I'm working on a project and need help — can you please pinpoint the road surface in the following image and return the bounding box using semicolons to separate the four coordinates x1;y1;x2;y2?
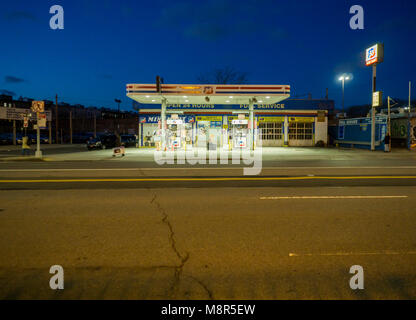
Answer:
1;151;416;299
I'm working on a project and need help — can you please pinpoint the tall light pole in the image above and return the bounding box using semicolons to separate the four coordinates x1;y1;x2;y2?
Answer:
339;75;350;114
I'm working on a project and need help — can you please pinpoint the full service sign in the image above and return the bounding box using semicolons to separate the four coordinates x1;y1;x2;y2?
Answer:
137;99;335;112
366;44;384;66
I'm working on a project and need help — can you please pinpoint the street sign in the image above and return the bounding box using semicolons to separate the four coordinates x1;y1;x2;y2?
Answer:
23;116;29;128
38;113;47;129
31;101;45;113
0;107;51;121
232;119;248;125
372;91;383;107
167;119;183;125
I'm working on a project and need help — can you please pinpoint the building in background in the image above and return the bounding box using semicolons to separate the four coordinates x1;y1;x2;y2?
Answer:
0;94;138;144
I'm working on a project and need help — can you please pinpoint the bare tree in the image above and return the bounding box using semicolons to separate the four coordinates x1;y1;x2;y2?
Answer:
197;66;248;84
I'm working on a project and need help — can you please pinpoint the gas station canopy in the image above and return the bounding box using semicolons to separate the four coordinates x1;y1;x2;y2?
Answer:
126;84;290;105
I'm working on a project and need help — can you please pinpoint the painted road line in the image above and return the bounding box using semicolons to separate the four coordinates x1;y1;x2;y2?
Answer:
260;195;408;200
289;251;416;257
1;176;416;183
2;166;416;172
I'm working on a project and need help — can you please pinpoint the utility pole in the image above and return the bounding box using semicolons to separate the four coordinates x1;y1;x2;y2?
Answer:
387;96;391;152
12;120;16;145
115;99;121;134
12;102;16;145
55;94;59;144
409;81;412;110
49;119;52;144
94;113;97;138
69;110;73;144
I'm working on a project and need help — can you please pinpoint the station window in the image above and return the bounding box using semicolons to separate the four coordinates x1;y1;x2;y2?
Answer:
258;122;283;140
289;122;313;140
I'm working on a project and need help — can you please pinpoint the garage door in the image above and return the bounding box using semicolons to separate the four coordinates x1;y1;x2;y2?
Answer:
258;122;283;147
288;122;314;147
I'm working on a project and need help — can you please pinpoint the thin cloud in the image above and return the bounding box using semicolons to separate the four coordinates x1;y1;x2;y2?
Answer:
3;11;36;21
98;74;113;80
0;89;16;96
5;76;25;84
156;0;287;41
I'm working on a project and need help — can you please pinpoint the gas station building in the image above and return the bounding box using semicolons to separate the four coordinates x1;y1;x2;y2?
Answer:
126;84;334;149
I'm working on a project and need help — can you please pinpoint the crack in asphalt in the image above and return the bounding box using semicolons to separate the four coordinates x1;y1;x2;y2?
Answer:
150;193;214;299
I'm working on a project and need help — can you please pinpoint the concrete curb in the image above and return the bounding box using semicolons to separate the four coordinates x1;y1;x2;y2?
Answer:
0;157;54;162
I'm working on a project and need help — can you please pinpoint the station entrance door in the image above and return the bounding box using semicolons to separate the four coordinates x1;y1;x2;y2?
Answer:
196;117;223;149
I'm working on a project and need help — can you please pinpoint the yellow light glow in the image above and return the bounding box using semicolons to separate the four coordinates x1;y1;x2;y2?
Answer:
181;86;201;90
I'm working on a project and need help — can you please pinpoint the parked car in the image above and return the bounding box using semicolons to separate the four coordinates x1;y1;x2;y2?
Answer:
86;137;103;150
121;135;137;147
0;133;13;145
24;134;50;144
16;134;26;145
101;134;118;149
73;133;94;144
86;134;119;150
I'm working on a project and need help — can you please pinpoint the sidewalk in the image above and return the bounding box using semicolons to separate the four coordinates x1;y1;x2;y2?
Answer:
0;144;86;160
1;146;415;162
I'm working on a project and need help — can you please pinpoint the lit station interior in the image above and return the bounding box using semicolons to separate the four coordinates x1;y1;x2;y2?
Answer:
127;83;332;150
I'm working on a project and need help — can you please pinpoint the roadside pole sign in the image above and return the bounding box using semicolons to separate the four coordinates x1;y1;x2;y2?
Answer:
38;113;47;129
23;116;29;128
31;101;45;113
372;91;383;107
365;44;384;66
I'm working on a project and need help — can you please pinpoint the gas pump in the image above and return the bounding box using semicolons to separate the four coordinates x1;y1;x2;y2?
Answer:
167;118;184;150
231;119;249;149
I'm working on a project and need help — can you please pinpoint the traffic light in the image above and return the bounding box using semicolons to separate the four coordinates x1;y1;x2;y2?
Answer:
156;76;164;93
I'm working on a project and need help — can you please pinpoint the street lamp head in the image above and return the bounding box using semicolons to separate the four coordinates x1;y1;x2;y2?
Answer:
345;77;350;80
339;76;344;81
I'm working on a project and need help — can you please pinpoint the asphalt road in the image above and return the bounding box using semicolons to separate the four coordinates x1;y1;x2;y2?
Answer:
0;185;415;299
1;159;416;299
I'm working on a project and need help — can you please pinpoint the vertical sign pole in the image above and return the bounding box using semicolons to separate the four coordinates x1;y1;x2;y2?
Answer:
342;78;345;114
35;111;42;158
371;65;376;151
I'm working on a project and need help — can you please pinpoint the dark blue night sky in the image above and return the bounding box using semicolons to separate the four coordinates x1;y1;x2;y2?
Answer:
1;0;415;110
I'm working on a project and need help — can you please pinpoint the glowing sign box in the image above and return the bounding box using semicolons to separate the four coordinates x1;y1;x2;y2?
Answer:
372;91;383;107
366;44;384;66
